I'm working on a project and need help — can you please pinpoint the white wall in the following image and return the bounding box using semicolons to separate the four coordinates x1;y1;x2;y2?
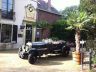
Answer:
0;0;1;9
14;0;37;48
15;0;37;27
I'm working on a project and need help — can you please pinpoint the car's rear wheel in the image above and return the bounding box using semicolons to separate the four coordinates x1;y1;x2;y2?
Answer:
63;51;69;57
62;48;69;57
28;54;37;64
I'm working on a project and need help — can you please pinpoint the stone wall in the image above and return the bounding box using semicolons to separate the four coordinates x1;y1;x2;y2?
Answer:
0;43;13;50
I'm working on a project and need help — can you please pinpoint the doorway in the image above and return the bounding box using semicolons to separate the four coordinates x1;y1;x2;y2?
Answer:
25;24;32;43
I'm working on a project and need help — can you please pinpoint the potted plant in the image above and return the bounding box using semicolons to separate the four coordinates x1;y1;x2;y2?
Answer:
66;9;90;64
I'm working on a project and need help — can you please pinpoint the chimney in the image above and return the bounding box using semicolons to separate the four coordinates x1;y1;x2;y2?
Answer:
48;0;51;11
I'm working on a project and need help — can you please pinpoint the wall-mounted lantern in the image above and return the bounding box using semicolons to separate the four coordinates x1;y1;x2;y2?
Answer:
20;25;25;29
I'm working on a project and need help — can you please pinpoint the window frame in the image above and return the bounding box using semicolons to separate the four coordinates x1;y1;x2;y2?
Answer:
1;0;14;20
1;24;12;43
0;23;18;43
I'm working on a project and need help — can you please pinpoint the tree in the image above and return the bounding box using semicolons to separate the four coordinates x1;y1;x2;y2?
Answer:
80;0;96;40
66;9;89;53
36;20;49;28
51;19;75;41
60;6;78;19
84;14;96;40
80;0;96;14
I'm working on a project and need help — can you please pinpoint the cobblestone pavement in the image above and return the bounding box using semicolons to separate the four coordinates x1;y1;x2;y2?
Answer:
0;49;89;72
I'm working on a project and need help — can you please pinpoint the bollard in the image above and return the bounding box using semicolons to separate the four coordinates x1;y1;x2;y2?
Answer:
80;43;84;70
89;49;92;70
81;51;83;70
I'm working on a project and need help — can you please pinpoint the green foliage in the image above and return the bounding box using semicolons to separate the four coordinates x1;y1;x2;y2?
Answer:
83;13;96;40
67;10;89;30
61;5;90;30
60;6;92;52
36;20;51;28
92;56;96;64
51;20;75;41
80;0;96;14
61;6;78;19
50;37;59;41
80;0;96;40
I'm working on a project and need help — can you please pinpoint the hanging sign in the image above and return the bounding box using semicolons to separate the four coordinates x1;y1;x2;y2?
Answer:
24;4;36;22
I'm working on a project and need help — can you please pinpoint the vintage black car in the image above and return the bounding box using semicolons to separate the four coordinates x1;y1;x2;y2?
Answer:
18;41;70;64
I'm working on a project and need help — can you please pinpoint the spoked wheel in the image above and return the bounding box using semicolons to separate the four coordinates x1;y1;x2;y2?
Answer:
62;48;69;57
18;47;23;58
62;51;67;57
28;54;37;64
18;51;26;59
18;45;27;59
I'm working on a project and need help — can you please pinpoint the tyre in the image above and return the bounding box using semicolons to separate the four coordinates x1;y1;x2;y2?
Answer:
62;48;69;57
62;51;67;57
65;51;69;56
18;51;26;59
28;54;37;64
18;46;27;59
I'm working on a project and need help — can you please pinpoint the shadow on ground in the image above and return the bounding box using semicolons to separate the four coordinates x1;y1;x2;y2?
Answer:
0;49;72;66
33;55;72;66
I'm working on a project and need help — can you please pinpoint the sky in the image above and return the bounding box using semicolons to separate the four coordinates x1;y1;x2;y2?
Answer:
44;0;80;11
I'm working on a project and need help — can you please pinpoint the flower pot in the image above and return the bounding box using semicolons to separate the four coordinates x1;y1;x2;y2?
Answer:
72;51;84;65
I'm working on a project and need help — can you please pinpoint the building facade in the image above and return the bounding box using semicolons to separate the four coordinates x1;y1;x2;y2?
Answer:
0;0;60;50
37;0;61;39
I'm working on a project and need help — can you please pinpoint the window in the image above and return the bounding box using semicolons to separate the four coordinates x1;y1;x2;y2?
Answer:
12;25;17;43
1;0;13;19
0;24;18;43
1;24;12;43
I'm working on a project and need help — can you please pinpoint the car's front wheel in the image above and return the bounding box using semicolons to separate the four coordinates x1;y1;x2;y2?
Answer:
18;46;28;59
28;54;37;64
18;50;27;59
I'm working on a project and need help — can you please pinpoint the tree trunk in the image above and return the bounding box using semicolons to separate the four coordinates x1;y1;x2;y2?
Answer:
75;28;80;53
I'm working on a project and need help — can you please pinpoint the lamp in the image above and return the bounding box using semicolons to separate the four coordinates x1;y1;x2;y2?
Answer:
20;25;25;29
80;40;85;48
